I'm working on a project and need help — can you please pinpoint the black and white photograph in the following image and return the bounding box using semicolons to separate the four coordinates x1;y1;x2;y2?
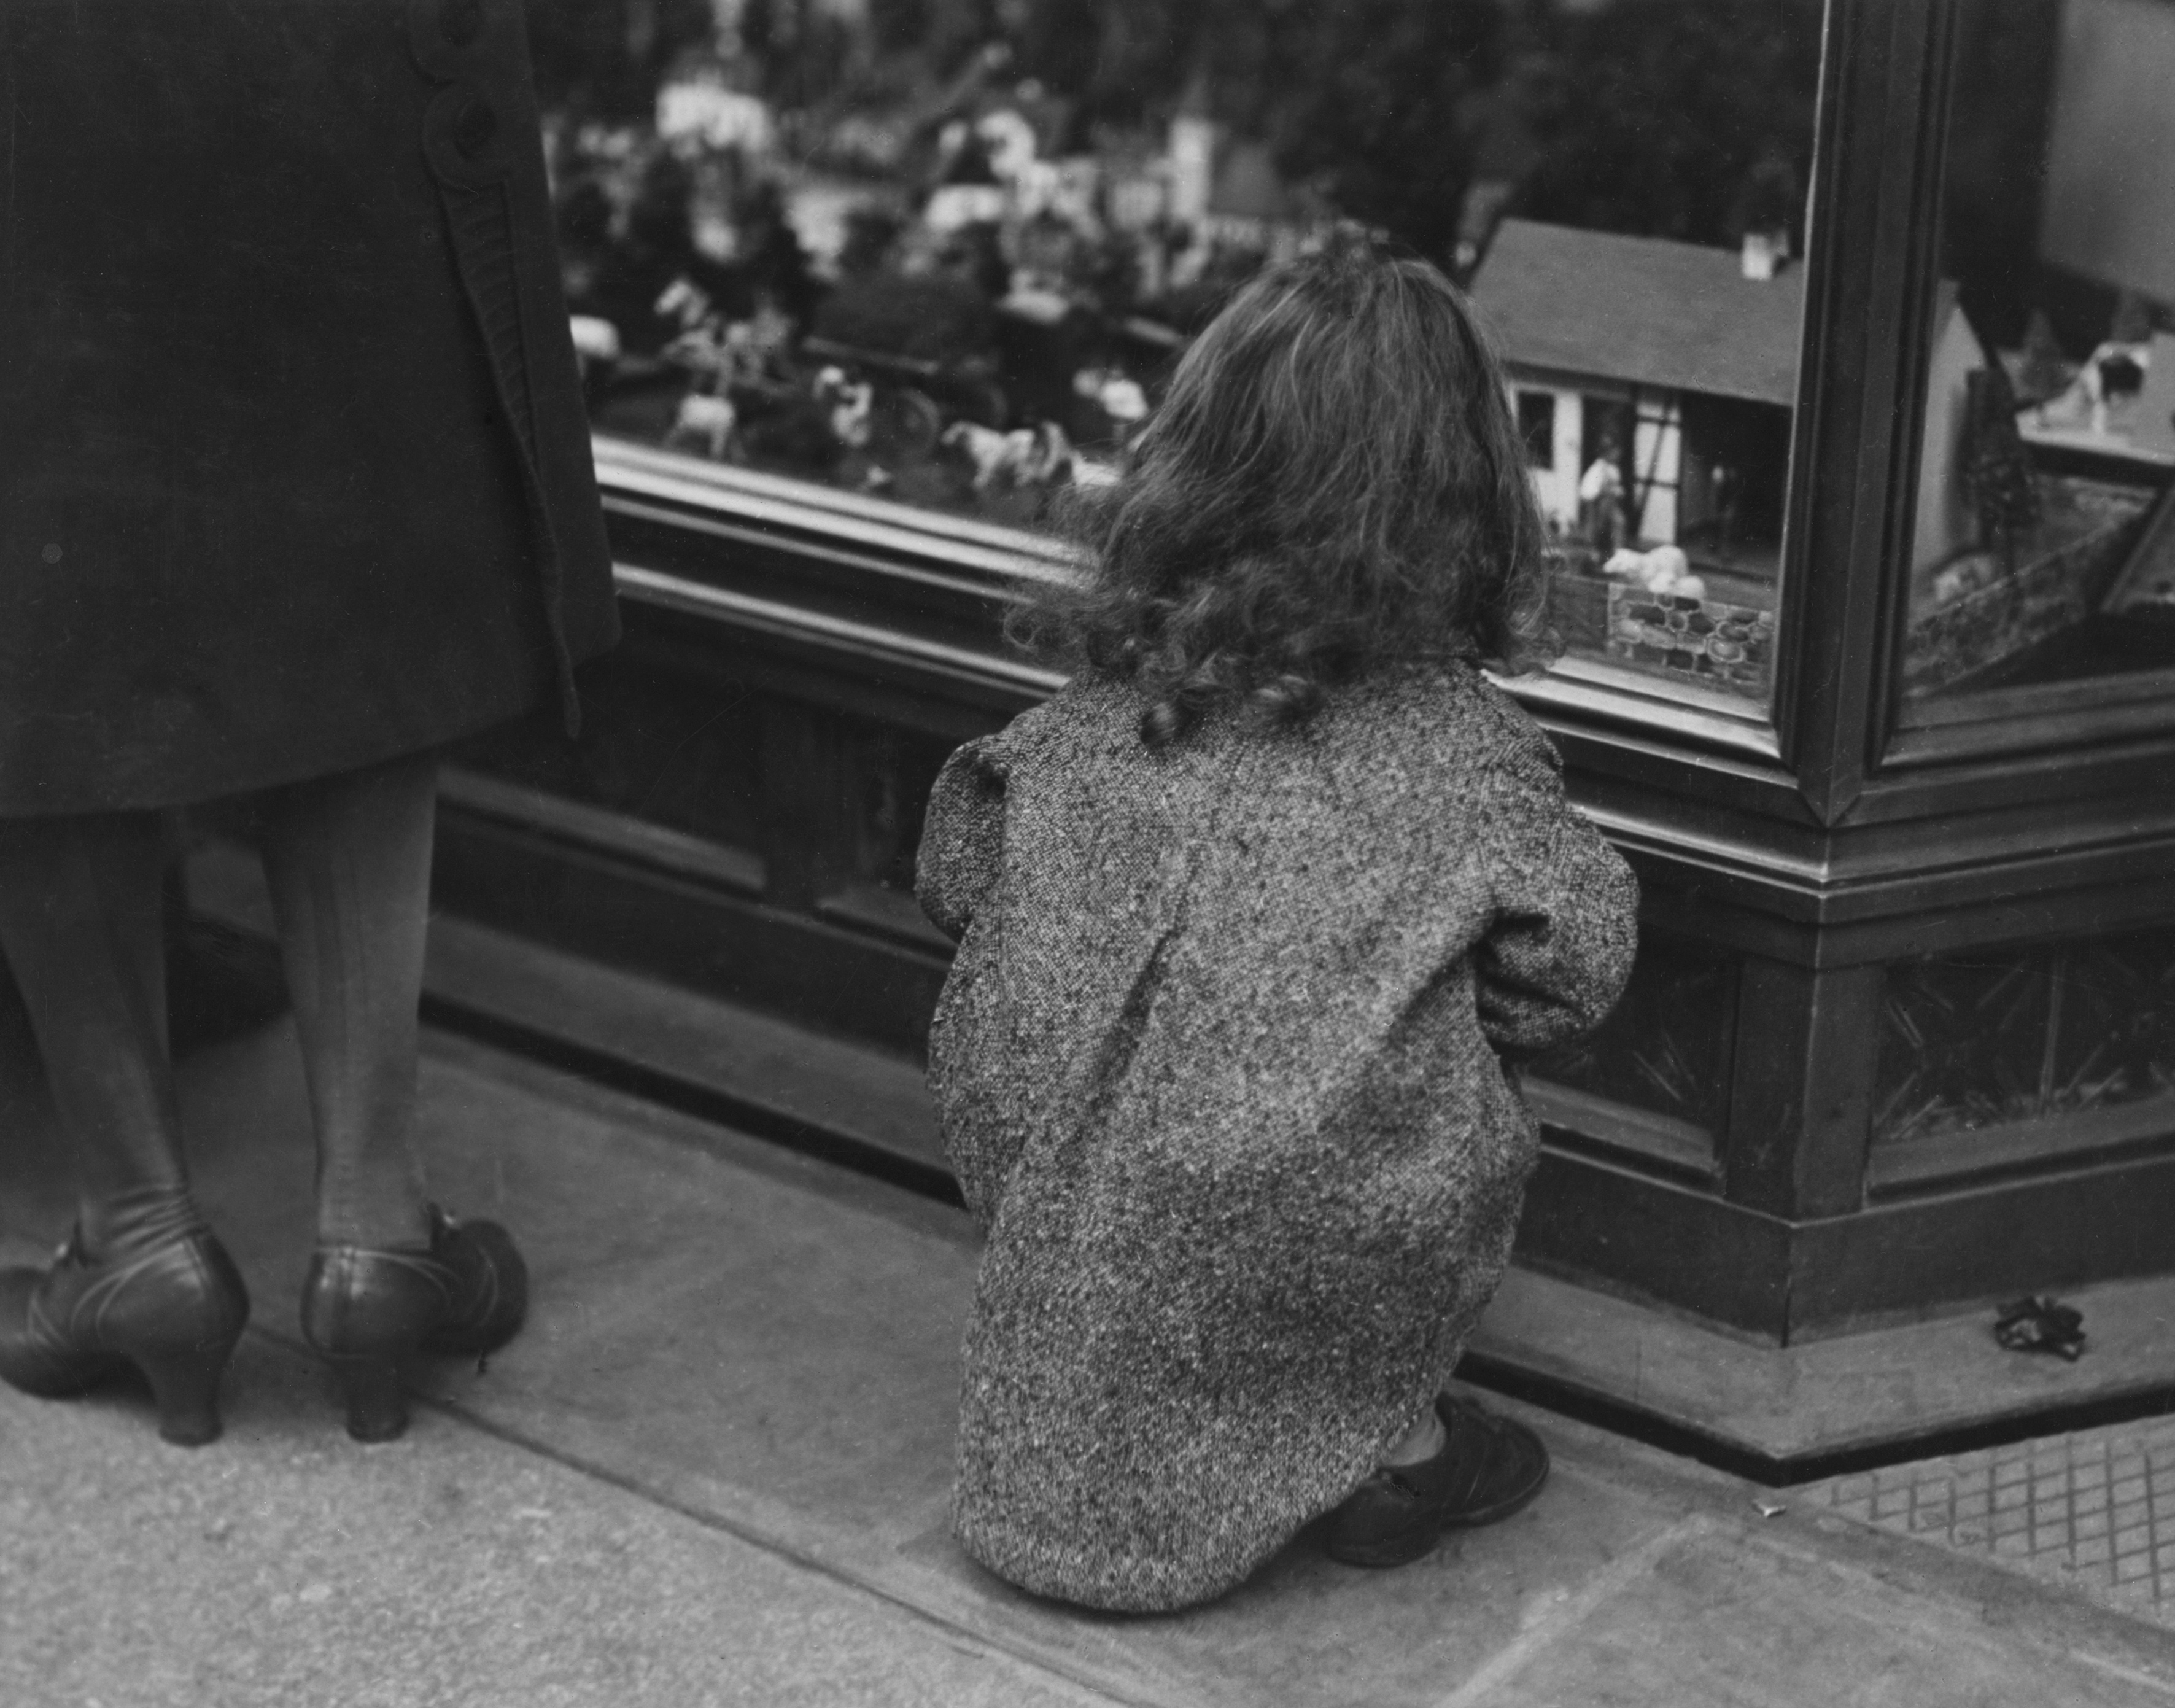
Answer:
2;0;2174;1701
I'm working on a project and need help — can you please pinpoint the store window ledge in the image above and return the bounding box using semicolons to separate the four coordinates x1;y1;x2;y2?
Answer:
1465;1264;2175;1479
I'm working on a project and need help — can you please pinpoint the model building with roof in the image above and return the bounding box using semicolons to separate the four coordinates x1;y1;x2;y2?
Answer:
1471;219;1804;572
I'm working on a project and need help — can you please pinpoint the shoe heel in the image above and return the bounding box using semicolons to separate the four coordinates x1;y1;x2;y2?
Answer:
137;1340;236;1448
331;1355;409;1443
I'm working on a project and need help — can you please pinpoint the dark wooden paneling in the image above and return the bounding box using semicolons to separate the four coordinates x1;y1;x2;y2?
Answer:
1790;1150;2175;1333
1514;1150;1794;1340
1724;960;1884;1218
1772;0;1952;818
433;809;949;1057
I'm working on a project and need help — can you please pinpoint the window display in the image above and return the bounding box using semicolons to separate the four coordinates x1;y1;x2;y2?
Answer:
1903;0;2175;705
535;0;1821;705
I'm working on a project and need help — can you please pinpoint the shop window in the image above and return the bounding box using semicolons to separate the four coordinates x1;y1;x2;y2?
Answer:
539;0;1821;708
1901;0;2175;710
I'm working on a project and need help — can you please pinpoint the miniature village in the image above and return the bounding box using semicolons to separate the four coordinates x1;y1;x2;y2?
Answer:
539;0;1817;704
546;31;1338;529
525;0;2175;702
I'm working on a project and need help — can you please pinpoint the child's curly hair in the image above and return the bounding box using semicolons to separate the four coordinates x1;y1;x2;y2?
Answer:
1018;235;1553;747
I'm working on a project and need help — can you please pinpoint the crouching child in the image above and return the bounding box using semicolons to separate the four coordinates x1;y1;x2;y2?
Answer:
915;238;1638;1613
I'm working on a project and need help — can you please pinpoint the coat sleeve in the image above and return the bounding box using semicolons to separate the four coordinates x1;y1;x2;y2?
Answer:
1470;724;1640;1061
915;734;1008;942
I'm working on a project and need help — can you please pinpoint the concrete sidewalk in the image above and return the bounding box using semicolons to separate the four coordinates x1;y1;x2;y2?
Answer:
2;1020;2173;1707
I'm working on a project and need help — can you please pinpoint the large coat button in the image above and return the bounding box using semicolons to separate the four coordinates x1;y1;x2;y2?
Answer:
422;82;511;187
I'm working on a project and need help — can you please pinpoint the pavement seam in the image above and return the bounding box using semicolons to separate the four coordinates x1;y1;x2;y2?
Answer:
2072;1648;2175;1700
240;1322;1184;1708
1430;1516;1711;1708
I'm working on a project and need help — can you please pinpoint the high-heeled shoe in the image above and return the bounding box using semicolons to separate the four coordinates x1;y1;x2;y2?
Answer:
0;1225;251;1446
300;1205;527;1443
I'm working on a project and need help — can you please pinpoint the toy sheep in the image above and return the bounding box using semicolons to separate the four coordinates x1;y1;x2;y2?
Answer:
1603;544;1705;602
668;392;738;460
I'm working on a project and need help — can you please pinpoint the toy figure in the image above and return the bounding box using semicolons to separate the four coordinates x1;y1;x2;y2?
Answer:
942;420;1072;493
815;367;878;450
1578;445;1628;553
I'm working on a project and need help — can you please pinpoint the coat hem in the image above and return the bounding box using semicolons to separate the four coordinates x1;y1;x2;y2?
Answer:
0;647;609;820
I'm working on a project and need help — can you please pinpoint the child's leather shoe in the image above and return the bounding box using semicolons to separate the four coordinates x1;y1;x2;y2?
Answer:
1324;1394;1549;1567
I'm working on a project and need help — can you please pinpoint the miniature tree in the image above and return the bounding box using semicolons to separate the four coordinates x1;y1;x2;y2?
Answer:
2013;311;2069;408
1959;360;2041;553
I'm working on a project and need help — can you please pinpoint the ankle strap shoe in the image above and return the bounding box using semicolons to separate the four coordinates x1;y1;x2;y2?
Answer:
301;1205;527;1442
0;1225;250;1446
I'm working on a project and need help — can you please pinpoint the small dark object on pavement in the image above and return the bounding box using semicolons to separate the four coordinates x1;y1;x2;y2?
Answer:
1994;1296;2086;1361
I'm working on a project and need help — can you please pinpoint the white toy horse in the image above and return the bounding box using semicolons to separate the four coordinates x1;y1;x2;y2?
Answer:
668;392;738;460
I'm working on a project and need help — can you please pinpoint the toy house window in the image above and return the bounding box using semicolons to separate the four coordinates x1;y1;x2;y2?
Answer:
1895;0;2175;728
1518;391;1557;468
535;1;1823;719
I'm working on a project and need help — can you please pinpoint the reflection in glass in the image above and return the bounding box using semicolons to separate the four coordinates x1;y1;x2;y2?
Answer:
1904;0;2175;702
535;0;1821;701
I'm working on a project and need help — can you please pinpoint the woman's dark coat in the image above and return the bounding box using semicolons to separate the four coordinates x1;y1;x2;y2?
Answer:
0;0;617;815
917;665;1638;1612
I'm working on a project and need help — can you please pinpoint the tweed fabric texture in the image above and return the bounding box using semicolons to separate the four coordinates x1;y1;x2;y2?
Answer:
917;662;1638;1611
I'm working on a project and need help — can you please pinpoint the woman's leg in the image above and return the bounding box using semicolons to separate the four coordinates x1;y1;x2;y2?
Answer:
0;812;249;1443
258;751;436;1252
265;750;528;1442
0;811;200;1252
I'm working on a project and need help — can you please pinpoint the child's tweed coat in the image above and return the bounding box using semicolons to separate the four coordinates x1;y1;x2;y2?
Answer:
916;662;1638;1612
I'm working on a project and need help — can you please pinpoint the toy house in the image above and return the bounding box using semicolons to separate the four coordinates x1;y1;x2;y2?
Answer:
1471;219;1805;696
1472;219;1804;564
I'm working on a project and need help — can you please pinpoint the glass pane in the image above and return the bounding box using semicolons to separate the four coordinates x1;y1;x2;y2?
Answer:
537;0;1821;706
1873;925;2175;1149
1902;0;2175;705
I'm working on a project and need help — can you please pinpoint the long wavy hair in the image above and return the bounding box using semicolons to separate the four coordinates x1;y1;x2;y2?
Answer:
1019;236;1552;747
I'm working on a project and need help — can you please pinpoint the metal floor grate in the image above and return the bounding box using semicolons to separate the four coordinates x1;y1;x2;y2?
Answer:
1804;1416;2175;1625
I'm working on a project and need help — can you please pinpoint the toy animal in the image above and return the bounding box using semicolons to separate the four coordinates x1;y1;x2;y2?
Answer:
668;392;739;460
1602;544;1705;602
943;420;1072;491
